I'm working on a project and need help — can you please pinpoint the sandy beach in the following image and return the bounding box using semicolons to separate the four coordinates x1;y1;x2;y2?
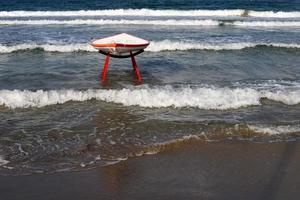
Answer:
1;140;299;200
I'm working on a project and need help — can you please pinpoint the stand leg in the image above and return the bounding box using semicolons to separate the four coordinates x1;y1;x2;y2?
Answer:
130;52;142;83
101;53;110;82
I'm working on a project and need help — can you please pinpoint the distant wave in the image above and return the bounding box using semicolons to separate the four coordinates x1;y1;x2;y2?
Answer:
0;9;300;18
0;43;95;53
0;85;299;109
0;19;299;27
148;41;300;51
231;20;300;27
1;41;299;53
0;19;219;26
0;19;298;27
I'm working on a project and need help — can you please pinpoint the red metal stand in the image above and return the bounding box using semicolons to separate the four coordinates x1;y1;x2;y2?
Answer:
100;51;143;84
101;53;110;82
130;51;142;83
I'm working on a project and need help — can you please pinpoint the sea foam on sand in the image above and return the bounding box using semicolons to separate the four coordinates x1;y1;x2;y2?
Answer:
0;155;9;166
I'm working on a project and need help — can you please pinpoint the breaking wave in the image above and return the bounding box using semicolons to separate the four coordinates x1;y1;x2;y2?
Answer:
0;9;300;18
0;155;9;167
0;85;299;109
231;20;300;27
248;125;300;135
0;19;299;27
1;41;300;54
0;19;218;26
147;41;300;51
0;43;95;53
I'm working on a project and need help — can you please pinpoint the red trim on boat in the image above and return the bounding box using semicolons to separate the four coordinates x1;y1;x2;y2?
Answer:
91;42;149;48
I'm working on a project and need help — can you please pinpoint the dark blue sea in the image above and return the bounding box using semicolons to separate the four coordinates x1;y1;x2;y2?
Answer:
0;0;299;178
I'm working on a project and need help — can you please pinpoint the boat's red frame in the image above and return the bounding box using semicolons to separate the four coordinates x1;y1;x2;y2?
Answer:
100;51;142;84
92;42;149;49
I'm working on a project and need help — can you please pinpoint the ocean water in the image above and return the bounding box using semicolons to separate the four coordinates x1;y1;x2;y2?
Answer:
0;0;299;175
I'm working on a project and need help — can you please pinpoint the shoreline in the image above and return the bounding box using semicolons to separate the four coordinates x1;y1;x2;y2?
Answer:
1;140;299;200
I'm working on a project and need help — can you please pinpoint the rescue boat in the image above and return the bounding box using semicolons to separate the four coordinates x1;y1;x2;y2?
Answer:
91;33;150;83
91;33;150;57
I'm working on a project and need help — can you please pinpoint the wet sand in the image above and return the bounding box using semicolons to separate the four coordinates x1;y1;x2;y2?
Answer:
1;140;300;200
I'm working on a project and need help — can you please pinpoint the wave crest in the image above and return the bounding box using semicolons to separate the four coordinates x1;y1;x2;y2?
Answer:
0;86;299;109
0;43;95;53
1;41;299;54
148;40;300;51
0;155;9;167
0;19;299;27
0;9;299;18
248;125;300;135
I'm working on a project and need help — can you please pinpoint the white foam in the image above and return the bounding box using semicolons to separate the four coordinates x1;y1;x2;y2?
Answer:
0;86;299;109
248;125;300;135
248;11;300;18
231;20;300;27
0;19;219;26
0;43;96;53
0;155;9;166
0;9;299;18
148;41;258;51
269;43;300;49
1;41;299;54
1;19;299;27
0;9;243;17
148;41;300;51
